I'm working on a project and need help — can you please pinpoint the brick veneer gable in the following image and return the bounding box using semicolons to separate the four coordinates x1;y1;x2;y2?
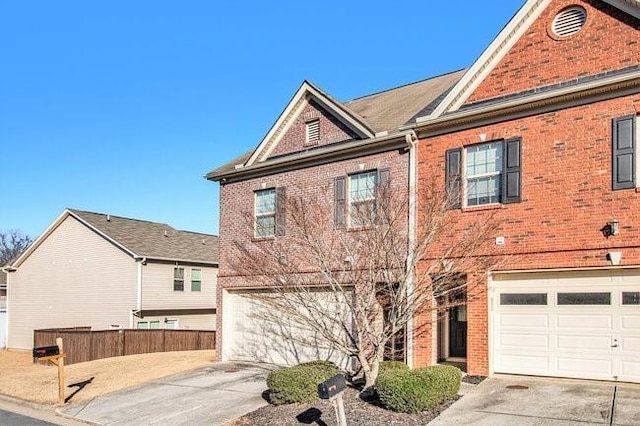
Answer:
267;99;361;160
465;0;640;105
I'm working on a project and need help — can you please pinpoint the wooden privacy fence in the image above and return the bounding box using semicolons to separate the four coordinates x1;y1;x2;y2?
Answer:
34;328;216;365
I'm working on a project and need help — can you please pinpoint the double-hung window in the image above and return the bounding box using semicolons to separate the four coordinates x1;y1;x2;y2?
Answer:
446;138;522;208
173;267;184;291
349;171;378;226
255;188;276;237
465;142;503;206
334;169;389;228
191;269;202;292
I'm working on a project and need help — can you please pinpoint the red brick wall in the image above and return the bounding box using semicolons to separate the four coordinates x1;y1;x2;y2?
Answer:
417;93;640;374
466;0;640;105
216;149;409;357
267;99;360;159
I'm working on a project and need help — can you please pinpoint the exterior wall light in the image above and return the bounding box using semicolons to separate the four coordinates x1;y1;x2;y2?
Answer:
602;219;620;237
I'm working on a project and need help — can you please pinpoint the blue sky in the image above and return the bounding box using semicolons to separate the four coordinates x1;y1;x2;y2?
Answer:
0;0;524;238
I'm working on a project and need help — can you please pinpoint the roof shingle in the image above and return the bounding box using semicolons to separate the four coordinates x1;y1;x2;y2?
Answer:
69;209;218;264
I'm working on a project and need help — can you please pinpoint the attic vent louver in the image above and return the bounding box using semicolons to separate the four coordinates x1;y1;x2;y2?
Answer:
552;6;587;37
305;119;320;145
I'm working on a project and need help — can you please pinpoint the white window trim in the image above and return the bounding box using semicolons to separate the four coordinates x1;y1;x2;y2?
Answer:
348;171;378;227
254;188;276;238
191;269;202;292
462;141;504;208
173;267;185;292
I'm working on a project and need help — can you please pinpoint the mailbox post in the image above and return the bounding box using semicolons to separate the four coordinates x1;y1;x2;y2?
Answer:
318;374;347;426
33;337;66;404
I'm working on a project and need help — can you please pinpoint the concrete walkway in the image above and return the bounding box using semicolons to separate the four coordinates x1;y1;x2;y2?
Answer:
59;362;273;426
430;375;640;425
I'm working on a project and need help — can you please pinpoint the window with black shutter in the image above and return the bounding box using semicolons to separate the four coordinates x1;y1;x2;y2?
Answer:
446;138;522;208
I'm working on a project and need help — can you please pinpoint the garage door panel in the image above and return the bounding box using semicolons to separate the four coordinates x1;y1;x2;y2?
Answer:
499;313;548;328
557;314;612;330
556;356;613;376
621;315;640;330
556;334;612;351
225;290;350;368
492;272;640;383
499;354;549;372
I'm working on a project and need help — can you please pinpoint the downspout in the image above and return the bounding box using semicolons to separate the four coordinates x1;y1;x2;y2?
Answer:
132;257;146;328
404;131;418;368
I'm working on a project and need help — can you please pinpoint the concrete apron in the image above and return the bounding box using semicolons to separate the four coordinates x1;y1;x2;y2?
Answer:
58;362;273;426
430;375;640;426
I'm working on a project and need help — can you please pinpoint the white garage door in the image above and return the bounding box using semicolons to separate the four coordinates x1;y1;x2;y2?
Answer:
491;271;640;383
223;289;349;367
0;311;6;348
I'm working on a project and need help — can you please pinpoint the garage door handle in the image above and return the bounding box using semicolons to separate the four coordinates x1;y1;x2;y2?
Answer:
610;343;619;348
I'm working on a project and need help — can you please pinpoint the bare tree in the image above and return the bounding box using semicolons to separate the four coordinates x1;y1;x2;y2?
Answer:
230;177;502;393
1;229;33;266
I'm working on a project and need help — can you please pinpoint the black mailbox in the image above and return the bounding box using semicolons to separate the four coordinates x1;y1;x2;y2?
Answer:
33;345;59;359
318;374;347;399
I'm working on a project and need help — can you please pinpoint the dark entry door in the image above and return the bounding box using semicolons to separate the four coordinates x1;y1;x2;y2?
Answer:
449;305;467;358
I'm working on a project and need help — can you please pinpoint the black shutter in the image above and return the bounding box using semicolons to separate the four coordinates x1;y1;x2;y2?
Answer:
378;168;390;188
445;148;462;209
612;115;635;190
334;176;346;228
502;137;522;204
275;187;286;236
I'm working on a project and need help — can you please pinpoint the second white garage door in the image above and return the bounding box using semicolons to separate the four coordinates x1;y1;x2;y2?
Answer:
491;270;640;383
223;289;349;367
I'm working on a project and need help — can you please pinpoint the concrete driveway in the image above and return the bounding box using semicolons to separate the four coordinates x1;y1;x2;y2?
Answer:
59;362;273;426
430;375;640;425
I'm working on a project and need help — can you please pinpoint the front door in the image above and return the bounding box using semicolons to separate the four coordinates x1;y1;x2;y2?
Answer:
449;305;467;358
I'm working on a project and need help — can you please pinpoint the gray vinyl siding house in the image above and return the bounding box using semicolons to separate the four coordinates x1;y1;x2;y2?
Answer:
4;209;218;350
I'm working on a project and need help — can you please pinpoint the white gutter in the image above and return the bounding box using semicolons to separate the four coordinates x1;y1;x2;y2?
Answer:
404;131;418;368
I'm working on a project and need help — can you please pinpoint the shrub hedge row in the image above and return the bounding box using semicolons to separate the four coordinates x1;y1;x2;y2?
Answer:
376;365;462;414
266;360;340;405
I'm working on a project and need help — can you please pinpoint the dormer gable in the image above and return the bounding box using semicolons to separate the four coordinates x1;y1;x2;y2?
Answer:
245;81;375;166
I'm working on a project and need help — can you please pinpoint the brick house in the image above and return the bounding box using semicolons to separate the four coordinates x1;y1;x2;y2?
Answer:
209;0;639;383
405;0;640;381
206;75;463;366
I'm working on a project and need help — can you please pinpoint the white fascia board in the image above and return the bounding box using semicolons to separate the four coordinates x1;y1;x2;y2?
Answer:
9;210;71;268
427;0;551;119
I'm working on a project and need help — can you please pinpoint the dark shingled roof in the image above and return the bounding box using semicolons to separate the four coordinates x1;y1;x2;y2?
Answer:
205;69;466;181
69;209;218;264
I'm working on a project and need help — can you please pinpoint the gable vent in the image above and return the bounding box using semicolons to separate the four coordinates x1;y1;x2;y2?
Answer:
552;6;587;37
306;119;320;144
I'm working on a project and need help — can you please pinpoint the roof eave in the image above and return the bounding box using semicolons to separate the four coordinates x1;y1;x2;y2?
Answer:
403;70;640;134
210;131;412;183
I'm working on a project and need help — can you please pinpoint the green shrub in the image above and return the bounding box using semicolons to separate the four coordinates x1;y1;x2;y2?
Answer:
266;361;340;405
378;360;409;374
376;365;462;414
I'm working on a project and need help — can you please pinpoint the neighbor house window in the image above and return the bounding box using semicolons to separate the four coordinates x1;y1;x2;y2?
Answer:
137;321;161;329
446;138;522;208
191;269;202;292
255;188;276;237
306;119;320;145
173;267;184;291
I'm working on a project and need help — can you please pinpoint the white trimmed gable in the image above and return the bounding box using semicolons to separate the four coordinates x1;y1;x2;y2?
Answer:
421;0;640;121
245;81;375;167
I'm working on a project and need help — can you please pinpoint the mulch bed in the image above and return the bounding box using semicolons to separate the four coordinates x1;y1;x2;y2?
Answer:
229;387;459;426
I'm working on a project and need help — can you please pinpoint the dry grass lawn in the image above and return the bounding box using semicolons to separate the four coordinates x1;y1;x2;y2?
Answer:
0;349;216;405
